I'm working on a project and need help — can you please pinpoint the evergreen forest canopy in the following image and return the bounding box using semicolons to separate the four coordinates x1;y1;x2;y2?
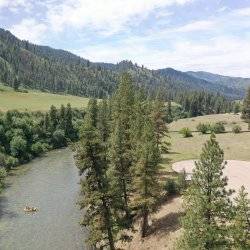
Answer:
0;28;248;103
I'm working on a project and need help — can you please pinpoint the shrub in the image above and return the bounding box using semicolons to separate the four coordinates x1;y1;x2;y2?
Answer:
0;167;7;192
5;156;19;170
10;136;27;158
31;142;49;156
210;122;225;134
165;179;178;195
196;123;210;134
232;125;242;134
180;127;193;138
52;129;67;148
177;170;187;191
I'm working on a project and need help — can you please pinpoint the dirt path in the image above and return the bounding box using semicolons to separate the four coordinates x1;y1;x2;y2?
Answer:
117;196;183;250
172;160;250;197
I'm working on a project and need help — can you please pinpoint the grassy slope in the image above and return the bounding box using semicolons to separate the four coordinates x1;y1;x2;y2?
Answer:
122;113;250;250
0;84;89;111
162;113;250;171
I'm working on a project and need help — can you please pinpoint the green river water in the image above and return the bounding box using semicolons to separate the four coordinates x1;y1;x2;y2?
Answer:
0;148;89;250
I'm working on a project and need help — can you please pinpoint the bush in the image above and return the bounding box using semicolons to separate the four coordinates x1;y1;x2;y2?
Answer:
0;167;7;192
31;142;49;156
196;123;210;134
52;129;67;148
165;179;178;195
210;122;225;134
177;170;187;191
5;156;19;170
10;136;27;158
180;127;193;138
232;125;242;134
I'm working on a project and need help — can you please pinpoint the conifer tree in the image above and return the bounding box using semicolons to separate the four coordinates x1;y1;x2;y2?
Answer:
132;112;161;237
97;99;110;142
59;104;66;130
75;99;116;249
242;87;250;130
49;105;58;131
180;134;232;249
109;73;135;220
231;186;250;249
87;98;98;128
65;103;75;140
151;96;170;153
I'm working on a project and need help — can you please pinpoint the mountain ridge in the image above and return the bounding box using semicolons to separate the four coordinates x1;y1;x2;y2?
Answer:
0;28;248;100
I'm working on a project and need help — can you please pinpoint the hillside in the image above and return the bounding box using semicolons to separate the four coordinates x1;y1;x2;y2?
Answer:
187;71;250;96
156;68;243;99
0;84;89;111
0;28;247;100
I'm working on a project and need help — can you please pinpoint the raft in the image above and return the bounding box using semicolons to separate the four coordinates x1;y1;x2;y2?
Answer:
24;206;38;212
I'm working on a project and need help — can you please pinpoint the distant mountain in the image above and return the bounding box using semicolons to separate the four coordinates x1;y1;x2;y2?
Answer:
0;28;247;100
187;71;250;97
155;68;243;99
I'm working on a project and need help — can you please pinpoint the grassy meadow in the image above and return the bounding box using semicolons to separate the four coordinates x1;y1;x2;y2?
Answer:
0;84;89;111
162;113;250;171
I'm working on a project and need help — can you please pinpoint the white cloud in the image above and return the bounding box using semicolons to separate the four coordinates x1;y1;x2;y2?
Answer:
174;20;216;32
75;34;250;77
10;18;47;43
234;7;250;17
46;0;194;33
0;0;32;12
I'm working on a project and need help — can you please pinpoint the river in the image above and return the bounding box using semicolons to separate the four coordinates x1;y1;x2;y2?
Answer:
0;148;88;250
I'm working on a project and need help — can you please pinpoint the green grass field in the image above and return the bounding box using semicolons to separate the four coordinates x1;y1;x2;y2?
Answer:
0;84;89;111
162;113;250;171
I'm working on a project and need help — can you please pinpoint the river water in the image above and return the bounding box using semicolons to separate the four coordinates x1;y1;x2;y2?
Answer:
0;148;88;250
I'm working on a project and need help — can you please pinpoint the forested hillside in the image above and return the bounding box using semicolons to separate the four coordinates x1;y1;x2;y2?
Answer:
187;71;250;96
0;28;245;101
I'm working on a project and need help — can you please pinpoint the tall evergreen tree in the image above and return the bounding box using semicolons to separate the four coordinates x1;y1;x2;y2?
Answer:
65;103;75;140
242;87;250;130
151;96;170;153
231;186;250;249
97;99;110;142
132;112;161;237
49;105;58;132
109;73;135;220
75;99;116;249
59;104;66;130
180;134;232;249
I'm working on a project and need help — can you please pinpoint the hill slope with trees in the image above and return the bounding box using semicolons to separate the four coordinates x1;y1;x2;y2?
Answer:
0;28;247;101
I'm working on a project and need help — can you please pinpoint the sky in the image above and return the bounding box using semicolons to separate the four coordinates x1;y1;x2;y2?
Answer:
1;0;250;77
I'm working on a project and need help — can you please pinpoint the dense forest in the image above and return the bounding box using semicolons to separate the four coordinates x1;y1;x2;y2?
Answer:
0;105;84;170
0;28;245;101
74;73;168;248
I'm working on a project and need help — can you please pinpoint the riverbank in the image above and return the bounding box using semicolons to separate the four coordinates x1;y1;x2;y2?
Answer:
0;148;88;250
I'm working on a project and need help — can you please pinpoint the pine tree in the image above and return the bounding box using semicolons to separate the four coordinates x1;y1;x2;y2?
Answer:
59;104;66;130
242;87;250;130
87;98;98;128
166;99;173;123
97;99;110;142
75;99;116;249
49;105;58;132
65;103;75;140
231;186;250;249
132;113;161;237
151;96;170;153
180;134;232;249
109;73;135;221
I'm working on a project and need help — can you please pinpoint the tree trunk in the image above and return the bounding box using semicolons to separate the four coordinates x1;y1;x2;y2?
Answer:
141;209;149;238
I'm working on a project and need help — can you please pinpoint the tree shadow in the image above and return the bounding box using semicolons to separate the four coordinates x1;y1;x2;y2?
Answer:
148;211;184;236
147;195;184;237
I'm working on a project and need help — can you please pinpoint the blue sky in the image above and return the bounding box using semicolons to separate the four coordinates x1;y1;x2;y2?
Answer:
1;0;250;77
